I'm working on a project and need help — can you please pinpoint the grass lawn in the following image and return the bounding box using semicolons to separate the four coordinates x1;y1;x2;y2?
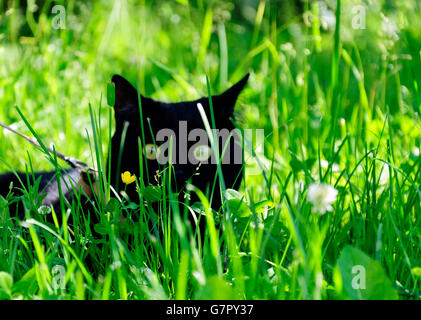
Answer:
0;0;421;300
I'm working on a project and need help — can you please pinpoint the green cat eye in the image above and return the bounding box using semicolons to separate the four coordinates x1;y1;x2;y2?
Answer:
144;144;158;160
193;145;212;162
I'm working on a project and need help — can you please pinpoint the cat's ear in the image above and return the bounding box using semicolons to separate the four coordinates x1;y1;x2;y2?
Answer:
214;73;249;117
111;74;140;112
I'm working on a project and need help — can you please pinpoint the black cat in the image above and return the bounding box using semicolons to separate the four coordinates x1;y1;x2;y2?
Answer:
0;73;249;230
110;74;248;211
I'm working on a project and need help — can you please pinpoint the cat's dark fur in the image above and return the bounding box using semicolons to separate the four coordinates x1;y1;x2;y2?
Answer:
110;74;248;211
0;169;87;221
0;74;249;231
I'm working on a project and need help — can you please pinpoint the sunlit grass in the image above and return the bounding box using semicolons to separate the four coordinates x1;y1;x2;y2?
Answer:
1;0;421;300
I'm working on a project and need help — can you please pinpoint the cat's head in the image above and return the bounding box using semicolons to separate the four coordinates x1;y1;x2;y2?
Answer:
109;73;249;208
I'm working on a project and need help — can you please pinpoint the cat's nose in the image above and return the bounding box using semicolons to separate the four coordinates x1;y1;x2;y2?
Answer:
175;169;186;178
173;169;188;191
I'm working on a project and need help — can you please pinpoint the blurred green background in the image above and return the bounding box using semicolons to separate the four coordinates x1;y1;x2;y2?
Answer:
1;0;420;172
0;0;420;164
1;0;421;299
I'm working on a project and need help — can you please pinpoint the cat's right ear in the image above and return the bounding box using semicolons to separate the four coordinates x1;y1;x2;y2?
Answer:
111;74;139;113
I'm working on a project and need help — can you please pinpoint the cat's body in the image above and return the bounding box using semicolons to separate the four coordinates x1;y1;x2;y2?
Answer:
0;168;96;224
0;74;249;232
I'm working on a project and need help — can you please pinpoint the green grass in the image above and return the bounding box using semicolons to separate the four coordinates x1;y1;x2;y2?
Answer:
1;0;421;300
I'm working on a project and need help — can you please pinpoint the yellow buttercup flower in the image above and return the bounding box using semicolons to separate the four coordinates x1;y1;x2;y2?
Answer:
121;171;136;185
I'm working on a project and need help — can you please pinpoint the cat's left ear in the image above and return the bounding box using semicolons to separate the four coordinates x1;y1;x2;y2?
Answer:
214;73;249;117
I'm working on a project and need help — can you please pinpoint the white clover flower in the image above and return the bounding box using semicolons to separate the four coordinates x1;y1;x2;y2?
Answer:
38;205;51;215
307;183;338;214
320;159;341;173
319;1;336;30
381;14;399;42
